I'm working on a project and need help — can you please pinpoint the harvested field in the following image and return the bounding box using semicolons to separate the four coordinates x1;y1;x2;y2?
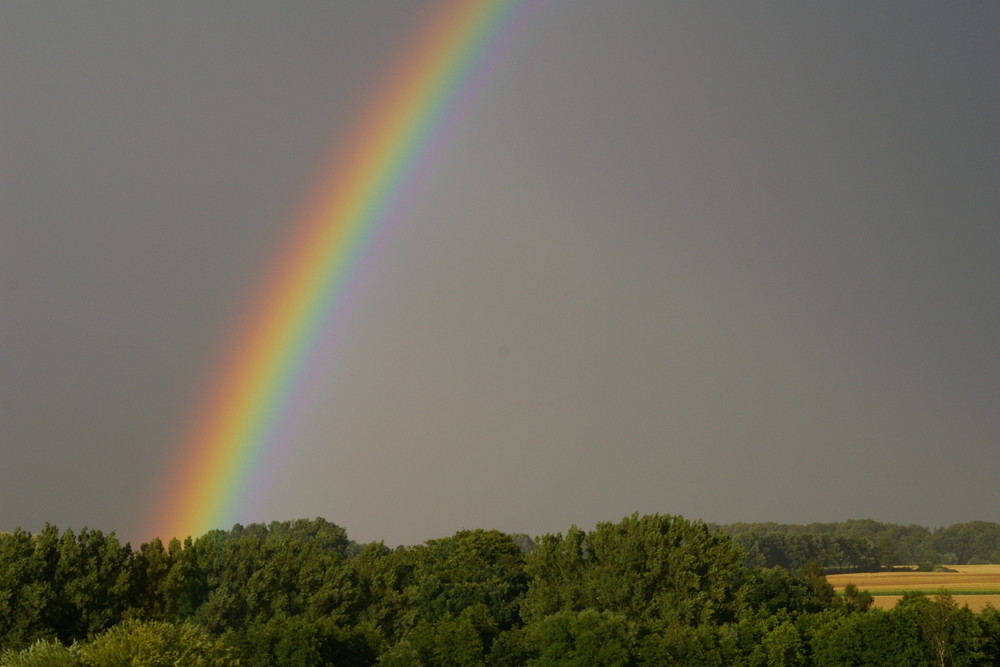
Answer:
829;565;1000;612
870;595;1000;613
828;564;1000;593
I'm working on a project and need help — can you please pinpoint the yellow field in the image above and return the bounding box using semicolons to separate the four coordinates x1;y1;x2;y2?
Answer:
864;595;1000;612
828;565;1000;613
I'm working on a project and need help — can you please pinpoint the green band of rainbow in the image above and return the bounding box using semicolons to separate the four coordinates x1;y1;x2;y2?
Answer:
148;0;531;542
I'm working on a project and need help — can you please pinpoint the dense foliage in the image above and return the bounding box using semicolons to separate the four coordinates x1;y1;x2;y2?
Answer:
717;519;1000;571
2;515;999;665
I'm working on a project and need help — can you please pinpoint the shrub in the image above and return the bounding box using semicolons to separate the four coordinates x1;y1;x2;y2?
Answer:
75;619;237;666
0;639;81;667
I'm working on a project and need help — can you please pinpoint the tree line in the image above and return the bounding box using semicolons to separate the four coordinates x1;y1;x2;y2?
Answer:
1;515;999;665
716;519;1000;571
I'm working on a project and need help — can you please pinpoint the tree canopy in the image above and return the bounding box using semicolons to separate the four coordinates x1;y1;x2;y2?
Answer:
2;515;999;665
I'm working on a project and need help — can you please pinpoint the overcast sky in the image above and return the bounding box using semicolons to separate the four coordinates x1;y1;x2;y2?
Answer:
3;1;998;547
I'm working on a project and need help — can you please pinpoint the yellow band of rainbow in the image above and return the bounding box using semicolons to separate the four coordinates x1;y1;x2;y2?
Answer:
147;0;532;543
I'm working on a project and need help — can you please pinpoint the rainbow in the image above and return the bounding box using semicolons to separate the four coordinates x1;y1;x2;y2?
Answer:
148;0;533;542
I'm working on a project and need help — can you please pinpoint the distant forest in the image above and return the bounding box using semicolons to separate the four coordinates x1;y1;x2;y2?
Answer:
2;515;1000;665
714;519;1000;572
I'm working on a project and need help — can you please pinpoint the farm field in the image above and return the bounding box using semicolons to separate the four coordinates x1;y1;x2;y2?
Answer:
828;564;1000;612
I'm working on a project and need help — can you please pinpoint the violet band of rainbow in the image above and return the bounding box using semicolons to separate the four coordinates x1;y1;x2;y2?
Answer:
148;0;532;542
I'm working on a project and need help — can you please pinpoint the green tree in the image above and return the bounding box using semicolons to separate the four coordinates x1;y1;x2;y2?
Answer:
743;566;826;616
838;583;874;613
918;592;988;667
809;608;915;666
349;542;421;651
0;639;81;667
525;609;632;666
634;621;735;666
798;559;836;609
978;604;1000;665
922;592;960;667
432;606;493;666
524;514;745;627
390;603;500;667
931;522;1000;564
0;527;60;650
486;627;531;667
878;536;899;569
127;538;173;622
755;618;805;666
160;536;208;621
227;616;377;667
52;527;133;641
0;525;133;650
191;529;357;633
76;619;238;666
520;526;589;622
411;529;528;632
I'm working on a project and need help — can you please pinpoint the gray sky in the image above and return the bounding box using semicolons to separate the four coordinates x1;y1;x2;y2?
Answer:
3;1;998;547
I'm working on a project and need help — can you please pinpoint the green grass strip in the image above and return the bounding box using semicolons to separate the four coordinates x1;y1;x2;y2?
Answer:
838;589;1000;596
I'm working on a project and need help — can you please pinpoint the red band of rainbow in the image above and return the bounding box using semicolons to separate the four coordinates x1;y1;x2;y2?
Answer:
147;0;532;542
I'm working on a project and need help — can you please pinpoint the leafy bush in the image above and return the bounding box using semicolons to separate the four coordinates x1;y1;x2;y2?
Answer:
0;639;80;667
75;619;238;666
